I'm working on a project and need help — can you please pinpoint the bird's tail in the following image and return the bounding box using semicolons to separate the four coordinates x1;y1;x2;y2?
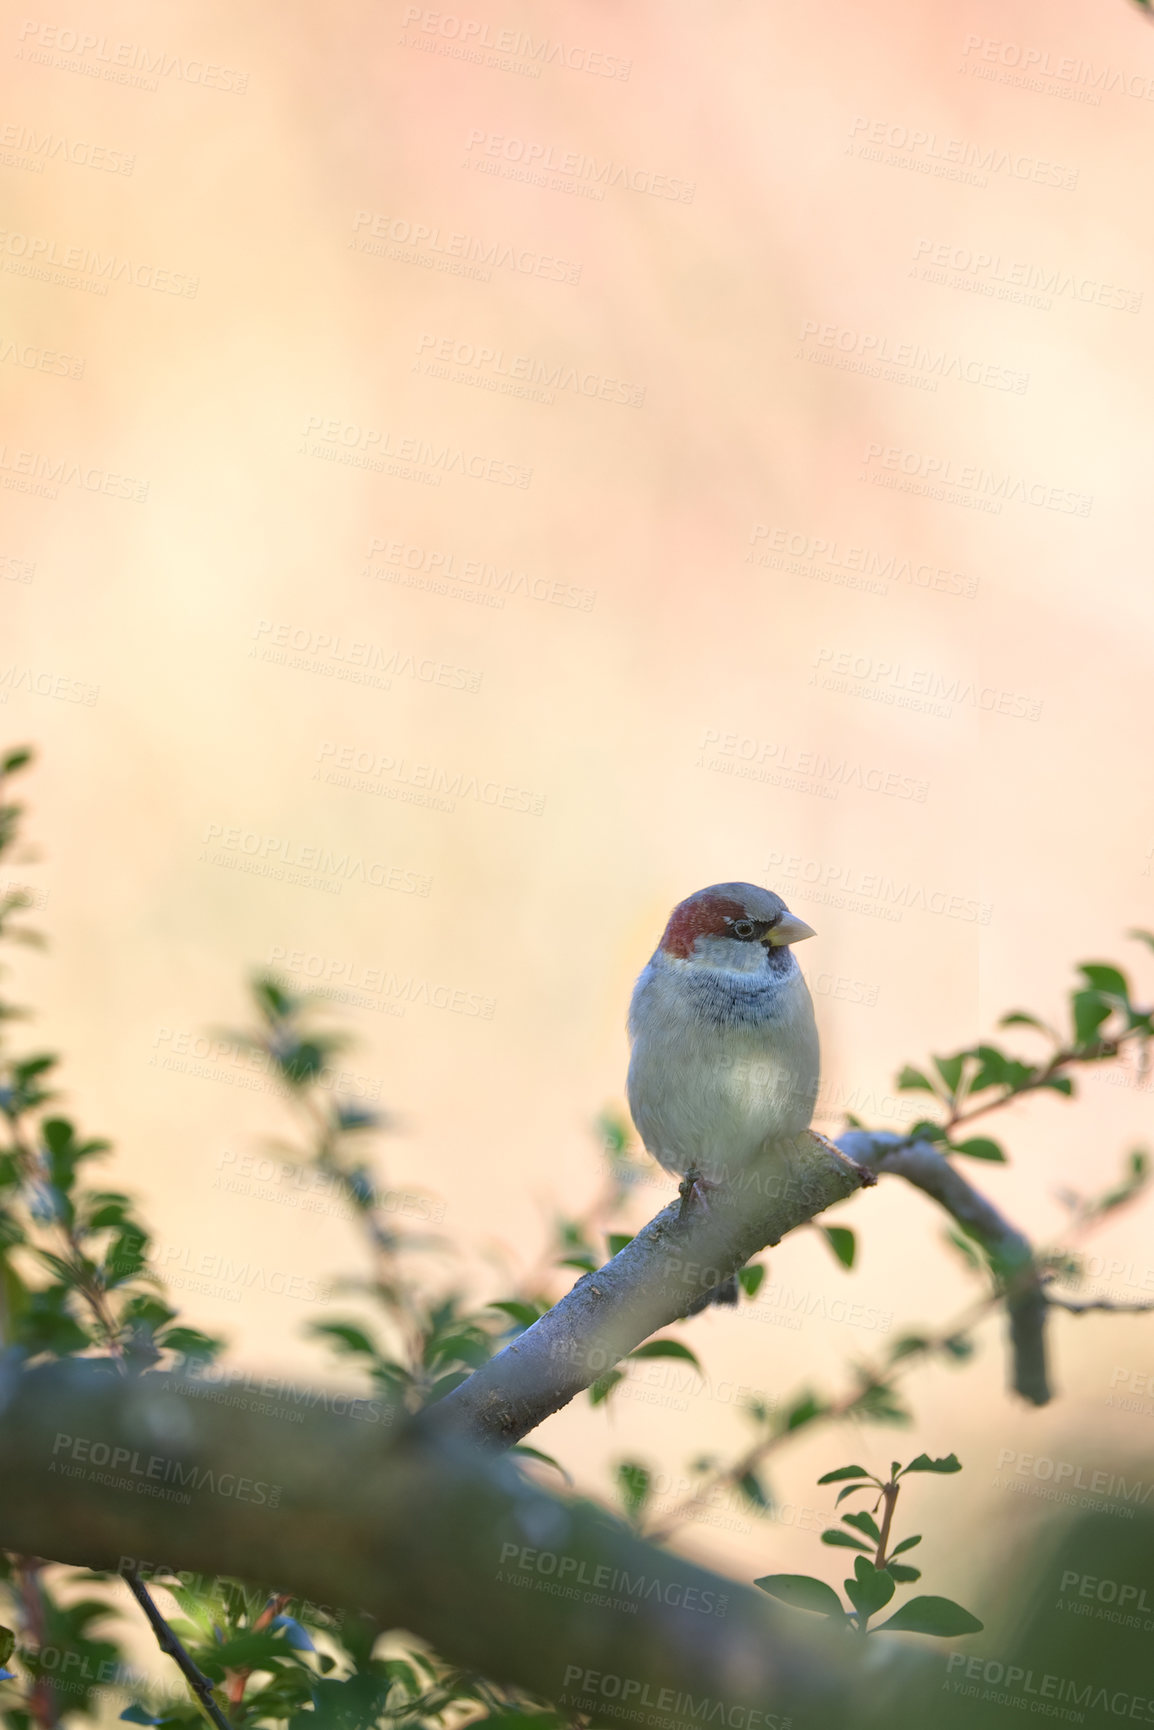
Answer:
686;1273;739;1314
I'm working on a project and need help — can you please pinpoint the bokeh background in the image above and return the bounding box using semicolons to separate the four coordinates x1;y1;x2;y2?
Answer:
4;0;1154;1647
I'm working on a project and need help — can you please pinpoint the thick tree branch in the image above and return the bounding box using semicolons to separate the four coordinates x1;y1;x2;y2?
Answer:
434;1131;871;1447
436;1116;1056;1449
839;1130;1051;1406
0;1359;894;1730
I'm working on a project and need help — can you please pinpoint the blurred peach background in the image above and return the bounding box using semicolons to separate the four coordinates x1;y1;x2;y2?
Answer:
3;0;1154;1606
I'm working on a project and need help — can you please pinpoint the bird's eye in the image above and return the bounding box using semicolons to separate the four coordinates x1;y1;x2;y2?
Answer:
731;920;755;940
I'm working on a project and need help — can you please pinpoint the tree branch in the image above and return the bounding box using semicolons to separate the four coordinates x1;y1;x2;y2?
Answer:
0;1358;886;1730
839;1131;1051;1406
122;1568;234;1730
434;1131;872;1448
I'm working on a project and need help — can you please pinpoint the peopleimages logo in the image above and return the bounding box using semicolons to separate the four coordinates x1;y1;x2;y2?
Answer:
15;21;248;92
960;33;1154;102
557;1670;790;1730
912;238;1141;313
399;8;632;79
50;1432;281;1508
464;129;696;202
0;229;198;296
697;728;929;803
498;1544;728;1617
767;847;992;926
199;824;432;897
860;442;1092;517
847;115;1078;188
994;1447;1153;1513
944;1651;1154;1720
351;209;582;285
747;525;977;601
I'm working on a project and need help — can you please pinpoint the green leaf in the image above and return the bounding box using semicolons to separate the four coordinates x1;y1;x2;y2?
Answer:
820;1226;856;1269
86;1197;133;1229
1072;990;1112;1046
738;1263;766;1298
557;1254;598;1272
888;1336;928;1362
932;1054;966;1095
606;1233;634;1258
736;1470;770;1509
509;1445;572;1485
884;1563;922;1583
1080;963;1129;999
309;1321;378;1357
890;1534;922;1554
951;1137;1006;1163
105;1229;148;1283
616;1460;651;1518
845;1556;894;1620
821;1529;872;1552
943;1228;982;1270
423;1370;472;1403
424;1331;490;1370
589;1370;624;1405
817;1464;872;1485
967;1045;1009;1092
901;1452;962;1475
157;1326;223;1358
35;1247;84;1284
875;1595;983;1636
1041;1075;1074;1096
629;1339;701;1368
1128;929;1154;952
753;1574;846;1619
207;1627;310;1671
0;1625;13;1667
999;1010;1049;1030
847;1381;911;1424
784;1393;825;1431
896;1065;936;1093
598;1110;630;1156
836;1483;874;1505
1;748;33;775
120;1708;163;1725
290;1674;395;1730
487;1300;544;1330
842;1510;881;1541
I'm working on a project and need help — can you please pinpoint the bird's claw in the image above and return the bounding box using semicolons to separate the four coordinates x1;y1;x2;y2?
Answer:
678;1168;720;1219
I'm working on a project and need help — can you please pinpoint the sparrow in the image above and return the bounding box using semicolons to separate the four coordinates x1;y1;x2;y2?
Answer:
626;883;820;1307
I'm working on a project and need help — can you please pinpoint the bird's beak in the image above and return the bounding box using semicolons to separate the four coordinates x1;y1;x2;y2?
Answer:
765;913;816;947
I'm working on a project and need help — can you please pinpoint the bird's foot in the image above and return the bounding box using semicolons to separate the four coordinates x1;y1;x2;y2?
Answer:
678;1168;722;1220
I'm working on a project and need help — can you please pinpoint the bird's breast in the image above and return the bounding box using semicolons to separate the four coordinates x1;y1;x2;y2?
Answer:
626;962;820;1178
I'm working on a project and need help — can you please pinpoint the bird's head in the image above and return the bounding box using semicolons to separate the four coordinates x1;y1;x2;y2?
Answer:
656;882;816;974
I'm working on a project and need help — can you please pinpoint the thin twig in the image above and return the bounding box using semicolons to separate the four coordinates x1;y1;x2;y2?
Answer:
122;1570;234;1730
646;1290;997;1540
873;1479;900;1568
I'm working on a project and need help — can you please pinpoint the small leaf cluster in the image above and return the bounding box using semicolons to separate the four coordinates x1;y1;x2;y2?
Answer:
755;1455;982;1638
105;1572;562;1730
894;939;1154;1166
0;751;222;1369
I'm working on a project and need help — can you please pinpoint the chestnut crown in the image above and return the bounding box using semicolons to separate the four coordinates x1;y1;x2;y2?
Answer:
658;882;815;960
